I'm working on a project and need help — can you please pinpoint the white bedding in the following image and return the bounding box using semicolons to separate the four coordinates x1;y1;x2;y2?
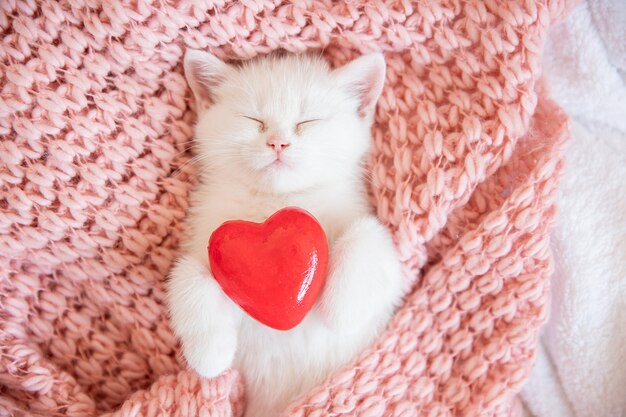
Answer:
522;1;626;416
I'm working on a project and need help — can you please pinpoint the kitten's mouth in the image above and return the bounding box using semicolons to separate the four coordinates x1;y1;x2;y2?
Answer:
264;156;289;170
271;159;285;166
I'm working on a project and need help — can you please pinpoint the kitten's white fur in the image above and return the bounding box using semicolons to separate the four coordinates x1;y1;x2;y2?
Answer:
167;50;404;417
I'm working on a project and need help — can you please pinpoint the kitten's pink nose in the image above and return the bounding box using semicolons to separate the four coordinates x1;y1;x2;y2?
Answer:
266;136;290;152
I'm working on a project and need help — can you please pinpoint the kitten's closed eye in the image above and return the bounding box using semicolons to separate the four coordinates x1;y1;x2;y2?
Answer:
242;115;267;133
241;115;322;135
295;119;321;135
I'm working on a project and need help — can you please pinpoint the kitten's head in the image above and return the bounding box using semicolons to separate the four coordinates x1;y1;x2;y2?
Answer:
184;50;386;194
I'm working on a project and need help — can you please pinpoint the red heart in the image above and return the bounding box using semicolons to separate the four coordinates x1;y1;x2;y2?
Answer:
208;207;328;330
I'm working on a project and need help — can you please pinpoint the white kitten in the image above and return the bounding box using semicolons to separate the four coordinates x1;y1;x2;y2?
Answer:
167;50;404;417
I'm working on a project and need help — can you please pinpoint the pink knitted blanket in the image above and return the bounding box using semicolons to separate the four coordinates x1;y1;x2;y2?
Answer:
0;1;570;416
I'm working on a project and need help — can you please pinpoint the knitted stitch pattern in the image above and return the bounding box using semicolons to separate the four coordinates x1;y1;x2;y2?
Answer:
0;1;569;416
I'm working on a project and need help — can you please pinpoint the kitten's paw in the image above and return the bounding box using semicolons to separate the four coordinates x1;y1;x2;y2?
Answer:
182;327;237;378
318;216;403;333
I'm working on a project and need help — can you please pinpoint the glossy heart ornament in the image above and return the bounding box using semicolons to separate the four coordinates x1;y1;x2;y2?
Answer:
208;207;328;331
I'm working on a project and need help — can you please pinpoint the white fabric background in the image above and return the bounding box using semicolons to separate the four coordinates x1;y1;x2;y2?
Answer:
522;1;626;416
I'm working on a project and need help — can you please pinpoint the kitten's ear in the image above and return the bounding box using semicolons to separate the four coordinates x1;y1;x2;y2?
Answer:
184;49;230;110
334;53;386;119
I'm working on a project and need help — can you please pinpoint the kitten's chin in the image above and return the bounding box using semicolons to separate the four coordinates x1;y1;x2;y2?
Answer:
246;166;313;195
258;173;303;194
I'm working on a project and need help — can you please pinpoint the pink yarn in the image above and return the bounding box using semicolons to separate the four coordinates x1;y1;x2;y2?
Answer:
0;1;570;416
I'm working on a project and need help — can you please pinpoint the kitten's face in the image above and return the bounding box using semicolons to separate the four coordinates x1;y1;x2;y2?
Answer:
185;51;385;194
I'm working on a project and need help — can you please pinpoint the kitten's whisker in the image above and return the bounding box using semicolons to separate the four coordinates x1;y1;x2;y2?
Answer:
169;154;213;179
168;146;198;159
173;140;197;146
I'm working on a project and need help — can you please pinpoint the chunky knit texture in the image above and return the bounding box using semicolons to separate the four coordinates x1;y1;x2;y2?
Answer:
0;1;570;416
